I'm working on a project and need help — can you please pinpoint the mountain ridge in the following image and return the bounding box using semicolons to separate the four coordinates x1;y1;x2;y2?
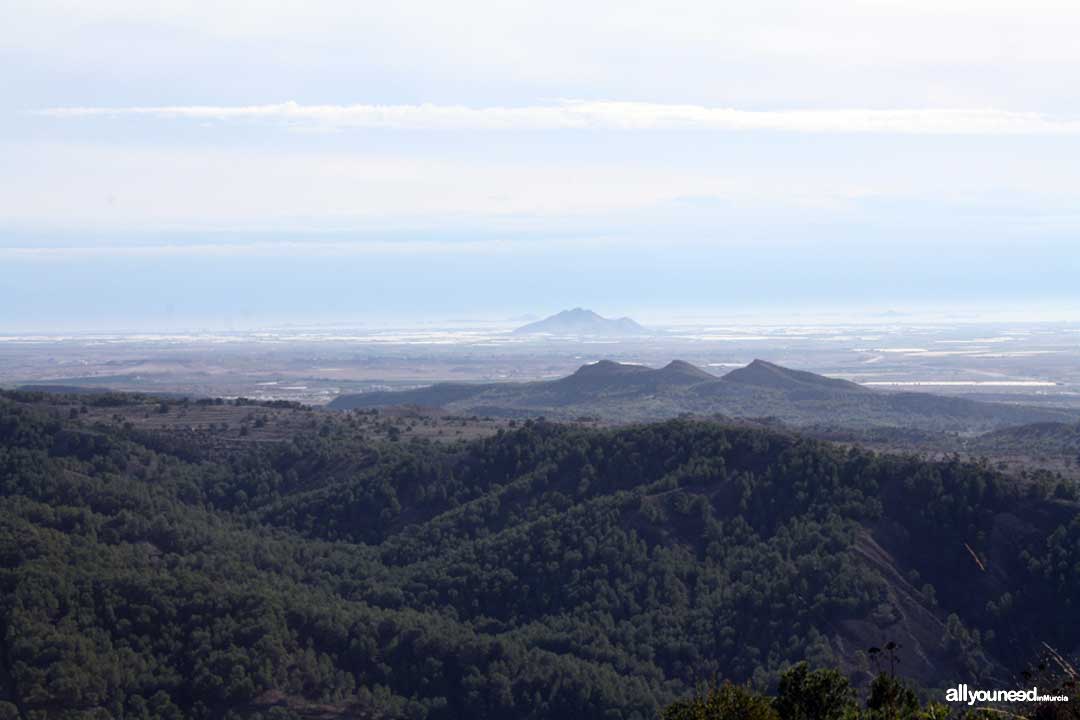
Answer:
329;359;1078;431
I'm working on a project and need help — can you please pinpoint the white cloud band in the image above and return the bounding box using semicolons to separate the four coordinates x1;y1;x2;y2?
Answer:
38;100;1080;134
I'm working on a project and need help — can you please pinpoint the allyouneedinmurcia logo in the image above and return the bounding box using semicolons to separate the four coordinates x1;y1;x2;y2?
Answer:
946;684;1070;706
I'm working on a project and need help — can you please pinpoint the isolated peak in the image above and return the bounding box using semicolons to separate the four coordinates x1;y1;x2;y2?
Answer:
512;308;650;336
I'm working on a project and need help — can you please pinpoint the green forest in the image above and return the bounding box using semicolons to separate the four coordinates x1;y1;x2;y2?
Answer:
2;390;1079;719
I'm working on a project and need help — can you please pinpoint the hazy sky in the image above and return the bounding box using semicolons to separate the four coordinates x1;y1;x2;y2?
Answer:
3;0;1080;330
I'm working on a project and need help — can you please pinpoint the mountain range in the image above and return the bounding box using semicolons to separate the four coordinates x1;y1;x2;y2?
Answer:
329;358;1078;432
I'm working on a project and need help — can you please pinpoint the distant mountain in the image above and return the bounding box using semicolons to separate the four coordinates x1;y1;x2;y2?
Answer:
512;308;650;336
329;359;1079;432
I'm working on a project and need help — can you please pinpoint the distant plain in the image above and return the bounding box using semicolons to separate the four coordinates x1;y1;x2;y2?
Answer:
3;318;1079;411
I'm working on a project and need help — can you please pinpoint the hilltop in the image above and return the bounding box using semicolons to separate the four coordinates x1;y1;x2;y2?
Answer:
512;308;650;336
328;358;1078;432
723;358;869;393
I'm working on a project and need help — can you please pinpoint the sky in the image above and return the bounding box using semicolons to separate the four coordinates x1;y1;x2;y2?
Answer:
3;0;1080;330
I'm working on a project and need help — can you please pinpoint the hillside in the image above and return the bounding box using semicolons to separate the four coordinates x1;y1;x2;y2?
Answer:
3;390;1080;719
512;308;650;336
329;359;1078;432
970;421;1080;458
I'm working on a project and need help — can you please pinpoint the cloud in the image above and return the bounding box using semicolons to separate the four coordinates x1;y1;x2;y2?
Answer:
0;234;637;261
37;100;1080;135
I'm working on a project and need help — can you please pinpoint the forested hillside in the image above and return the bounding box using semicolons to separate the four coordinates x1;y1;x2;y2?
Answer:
2;390;1079;719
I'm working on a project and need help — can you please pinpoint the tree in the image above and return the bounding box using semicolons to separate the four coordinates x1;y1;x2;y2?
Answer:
866;673;919;720
774;662;856;720
662;682;779;720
